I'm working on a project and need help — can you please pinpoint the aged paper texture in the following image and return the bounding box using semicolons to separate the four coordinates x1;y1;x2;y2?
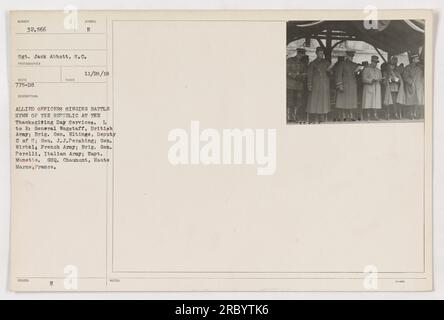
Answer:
9;10;433;291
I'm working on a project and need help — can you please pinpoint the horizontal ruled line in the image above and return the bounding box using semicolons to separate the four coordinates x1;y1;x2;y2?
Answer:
15;65;107;68
17;48;107;51
34;81;107;84
15;32;105;35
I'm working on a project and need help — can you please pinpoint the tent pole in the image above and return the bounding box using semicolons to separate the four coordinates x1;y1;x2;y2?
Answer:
372;45;387;63
326;28;332;61
315;36;325;49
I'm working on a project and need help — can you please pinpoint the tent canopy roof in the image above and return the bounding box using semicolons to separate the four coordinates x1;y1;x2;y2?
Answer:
287;20;425;55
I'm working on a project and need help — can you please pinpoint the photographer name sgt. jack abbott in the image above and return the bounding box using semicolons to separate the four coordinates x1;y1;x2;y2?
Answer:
168;121;277;176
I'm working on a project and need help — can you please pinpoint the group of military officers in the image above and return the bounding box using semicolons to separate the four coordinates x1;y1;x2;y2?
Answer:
287;46;425;123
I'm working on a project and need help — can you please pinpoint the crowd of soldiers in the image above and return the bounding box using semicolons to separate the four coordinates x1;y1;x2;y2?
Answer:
287;46;425;123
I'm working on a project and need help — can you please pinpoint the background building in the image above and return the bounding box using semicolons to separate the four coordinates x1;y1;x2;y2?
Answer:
287;38;410;66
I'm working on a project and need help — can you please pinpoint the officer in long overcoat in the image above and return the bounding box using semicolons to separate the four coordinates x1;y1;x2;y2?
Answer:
335;50;360;120
287;48;308;122
403;54;424;119
361;55;383;120
306;47;331;122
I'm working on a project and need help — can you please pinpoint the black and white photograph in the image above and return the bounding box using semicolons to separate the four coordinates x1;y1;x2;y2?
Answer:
286;20;425;124
1;0;443;303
